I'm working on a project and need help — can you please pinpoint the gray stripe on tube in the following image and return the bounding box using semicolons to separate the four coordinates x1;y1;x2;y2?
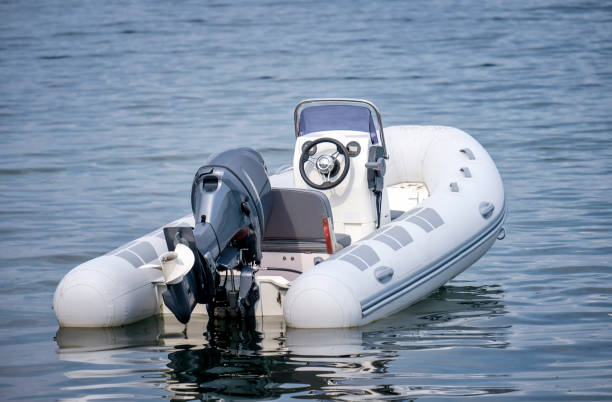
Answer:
406;216;434;233
129;242;159;264
398;207;423;221
385;225;414;246
351;245;380;266
373;234;401;251
340;254;368;271
418;208;444;228
116;250;144;267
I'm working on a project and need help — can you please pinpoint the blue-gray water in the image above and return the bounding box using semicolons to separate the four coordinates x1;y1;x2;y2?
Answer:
1;0;611;400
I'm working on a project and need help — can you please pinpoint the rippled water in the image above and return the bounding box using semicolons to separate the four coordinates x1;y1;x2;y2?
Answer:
1;0;611;400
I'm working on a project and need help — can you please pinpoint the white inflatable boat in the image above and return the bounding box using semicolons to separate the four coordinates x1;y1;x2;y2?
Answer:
54;99;505;328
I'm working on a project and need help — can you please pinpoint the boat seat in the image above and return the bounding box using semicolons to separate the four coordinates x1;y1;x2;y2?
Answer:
262;188;351;253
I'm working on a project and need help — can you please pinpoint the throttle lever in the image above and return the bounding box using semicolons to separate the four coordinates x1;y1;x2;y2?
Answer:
365;157;386;173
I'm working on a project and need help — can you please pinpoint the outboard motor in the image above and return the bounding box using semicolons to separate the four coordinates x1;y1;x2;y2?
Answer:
162;148;272;324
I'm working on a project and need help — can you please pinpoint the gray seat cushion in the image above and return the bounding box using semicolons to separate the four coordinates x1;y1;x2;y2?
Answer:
262;188;351;253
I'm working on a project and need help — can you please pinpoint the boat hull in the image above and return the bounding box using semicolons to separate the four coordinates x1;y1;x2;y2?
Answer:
54;125;505;328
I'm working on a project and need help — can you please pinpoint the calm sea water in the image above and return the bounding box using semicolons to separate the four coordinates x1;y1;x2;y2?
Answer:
1;0;611;400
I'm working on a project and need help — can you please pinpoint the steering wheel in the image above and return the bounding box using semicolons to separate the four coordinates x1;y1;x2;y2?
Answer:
299;137;350;190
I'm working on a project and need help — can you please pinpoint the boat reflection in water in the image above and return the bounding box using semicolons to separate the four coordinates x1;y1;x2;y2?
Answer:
55;282;515;400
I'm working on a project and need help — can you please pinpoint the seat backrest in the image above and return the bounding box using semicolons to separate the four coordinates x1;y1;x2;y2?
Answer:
263;188;332;242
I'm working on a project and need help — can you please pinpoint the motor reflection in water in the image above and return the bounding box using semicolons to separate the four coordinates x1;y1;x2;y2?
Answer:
55;282;514;400
167;318;328;399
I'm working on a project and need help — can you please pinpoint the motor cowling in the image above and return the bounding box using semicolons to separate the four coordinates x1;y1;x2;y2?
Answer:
191;147;271;265
162;148;272;324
